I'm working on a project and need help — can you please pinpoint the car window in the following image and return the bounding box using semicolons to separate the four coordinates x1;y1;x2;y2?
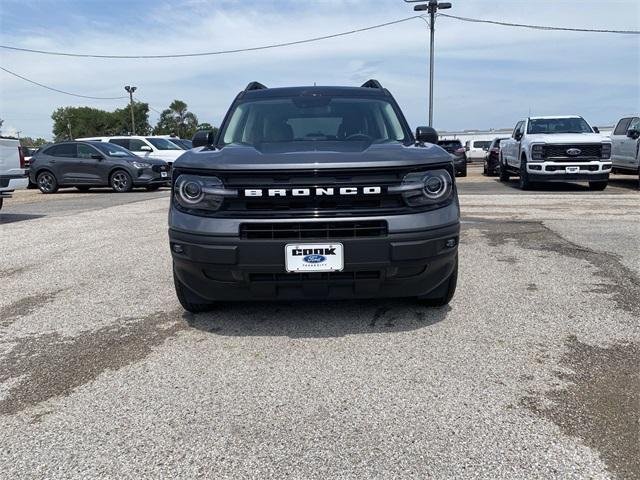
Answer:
628;117;640;132
109;139;130;149
146;138;182;150
49;143;77;157
473;141;491;149
513;122;523;138
129;139;149;151
77;144;97;159
613;118;632;135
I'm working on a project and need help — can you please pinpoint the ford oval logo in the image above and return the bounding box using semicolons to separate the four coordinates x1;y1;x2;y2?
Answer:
566;148;582;156
303;254;326;263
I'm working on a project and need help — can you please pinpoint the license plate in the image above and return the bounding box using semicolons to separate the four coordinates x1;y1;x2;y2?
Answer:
161;172;168;178
285;243;344;273
566;166;579;173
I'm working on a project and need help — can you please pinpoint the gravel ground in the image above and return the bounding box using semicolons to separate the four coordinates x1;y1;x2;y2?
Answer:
0;171;638;479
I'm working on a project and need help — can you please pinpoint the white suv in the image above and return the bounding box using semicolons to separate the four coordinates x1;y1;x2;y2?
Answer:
77;135;185;165
0;136;29;210
610;115;640;185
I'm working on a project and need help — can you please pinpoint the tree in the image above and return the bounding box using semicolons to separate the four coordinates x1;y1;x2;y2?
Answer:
20;137;48;147
153;100;199;139
51;103;150;140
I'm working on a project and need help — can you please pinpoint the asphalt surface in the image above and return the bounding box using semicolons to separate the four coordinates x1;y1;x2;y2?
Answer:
1;168;639;479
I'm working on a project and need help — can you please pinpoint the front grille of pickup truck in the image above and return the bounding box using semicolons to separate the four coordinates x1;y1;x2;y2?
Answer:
240;220;388;240
543;144;601;160
249;271;381;283
210;167;448;218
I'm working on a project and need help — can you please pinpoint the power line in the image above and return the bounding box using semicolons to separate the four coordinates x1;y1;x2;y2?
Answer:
0;65;128;99
0;16;425;59
439;13;640;34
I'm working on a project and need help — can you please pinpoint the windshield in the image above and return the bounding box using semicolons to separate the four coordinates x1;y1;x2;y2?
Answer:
527;118;593;134
473;141;491;149
146;138;183;150
221;96;408;146
94;142;135;158
438;140;462;148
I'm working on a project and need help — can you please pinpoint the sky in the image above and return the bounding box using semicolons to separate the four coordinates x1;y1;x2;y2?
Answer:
0;0;638;140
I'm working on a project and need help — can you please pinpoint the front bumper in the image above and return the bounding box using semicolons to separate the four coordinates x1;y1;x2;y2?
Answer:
132;168;170;186
526;160;611;182
170;222;459;301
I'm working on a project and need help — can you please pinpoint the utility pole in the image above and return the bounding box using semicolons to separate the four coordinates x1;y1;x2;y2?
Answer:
67;118;72;140
406;0;452;127
124;85;137;135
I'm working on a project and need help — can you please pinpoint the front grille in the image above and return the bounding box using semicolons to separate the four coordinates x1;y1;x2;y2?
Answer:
249;271;380;282
152;164;170;173
544;144;601;160
240;220;388;240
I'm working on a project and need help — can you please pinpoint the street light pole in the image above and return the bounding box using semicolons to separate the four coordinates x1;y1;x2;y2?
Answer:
407;0;452;127
124;85;137;135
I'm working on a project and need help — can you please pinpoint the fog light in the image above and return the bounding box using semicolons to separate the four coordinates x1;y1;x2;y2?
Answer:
172;244;184;254
445;238;457;248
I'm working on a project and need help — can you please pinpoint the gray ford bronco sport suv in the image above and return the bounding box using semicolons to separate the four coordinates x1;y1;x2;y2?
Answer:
169;80;460;312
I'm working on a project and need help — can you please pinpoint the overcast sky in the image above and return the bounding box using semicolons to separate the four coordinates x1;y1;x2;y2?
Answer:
0;0;638;139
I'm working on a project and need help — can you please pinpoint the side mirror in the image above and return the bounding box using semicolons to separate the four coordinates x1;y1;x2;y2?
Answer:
415;126;438;144
140;145;153;152
90;153;104;160
192;130;215;148
593;126;600;134
627;129;640;140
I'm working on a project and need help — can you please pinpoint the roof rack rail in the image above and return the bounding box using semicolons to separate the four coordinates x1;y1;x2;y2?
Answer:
244;81;268;92
361;79;383;89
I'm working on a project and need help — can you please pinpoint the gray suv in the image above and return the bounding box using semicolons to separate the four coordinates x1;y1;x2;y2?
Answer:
169;80;460;312
29;141;170;193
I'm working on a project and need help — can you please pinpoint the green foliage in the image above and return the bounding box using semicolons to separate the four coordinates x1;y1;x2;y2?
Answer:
153;100;200;139
20;137;48;147
51;103;151;141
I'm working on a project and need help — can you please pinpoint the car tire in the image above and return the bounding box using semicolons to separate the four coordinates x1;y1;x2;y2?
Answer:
518;157;531;190
460;167;467;178
145;185;161;191
589;181;608;191
499;155;510;182
76;186;90;192
0;197;3;210
37;171;59;194
110;170;133;193
173;269;215;313
418;255;458;307
483;162;488;175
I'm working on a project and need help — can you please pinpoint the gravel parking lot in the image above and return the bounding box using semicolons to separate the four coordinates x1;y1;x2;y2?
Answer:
1;167;638;479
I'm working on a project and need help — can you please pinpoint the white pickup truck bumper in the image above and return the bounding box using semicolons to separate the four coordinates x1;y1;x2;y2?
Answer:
0;174;29;196
526;160;611;182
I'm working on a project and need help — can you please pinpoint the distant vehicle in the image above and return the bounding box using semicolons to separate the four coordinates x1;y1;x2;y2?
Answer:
167;138;193;150
19;146;39;167
610;115;639;187
499;116;612;190
76;135;185;165
0;137;29;210
29;141;170;193
437;139;467;177
465;140;491;163
483;137;509;176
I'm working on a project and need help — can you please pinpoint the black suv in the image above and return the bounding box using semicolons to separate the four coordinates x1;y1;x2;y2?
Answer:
169;80;460;311
29;141;170;193
437;139;467;177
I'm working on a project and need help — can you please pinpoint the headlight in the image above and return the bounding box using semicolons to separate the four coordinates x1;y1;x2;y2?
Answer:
393;169;453;207
531;144;545;161
601;143;611;159
174;174;236;212
131;161;152;169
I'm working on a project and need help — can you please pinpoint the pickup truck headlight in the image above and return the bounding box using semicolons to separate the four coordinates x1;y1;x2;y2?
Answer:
395;169;453;207
601;143;611;159
531;144;545;161
174;174;236;212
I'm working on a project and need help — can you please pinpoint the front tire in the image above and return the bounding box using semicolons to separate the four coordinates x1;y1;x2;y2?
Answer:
459;166;467;178
37;171;59;194
418;256;458;307
110;170;133;193
173;270;215;313
499;155;510;182
589;181;608;191
518;157;531;190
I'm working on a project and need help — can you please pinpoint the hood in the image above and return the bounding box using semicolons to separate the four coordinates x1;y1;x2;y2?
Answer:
526;133;609;144
174;142;451;171
147;150;185;161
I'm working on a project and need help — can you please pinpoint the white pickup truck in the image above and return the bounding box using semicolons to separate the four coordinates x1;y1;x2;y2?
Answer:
0;136;29;210
499;116;612;190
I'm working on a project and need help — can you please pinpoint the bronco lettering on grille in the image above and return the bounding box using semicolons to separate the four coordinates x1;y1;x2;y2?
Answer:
243;187;383;197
